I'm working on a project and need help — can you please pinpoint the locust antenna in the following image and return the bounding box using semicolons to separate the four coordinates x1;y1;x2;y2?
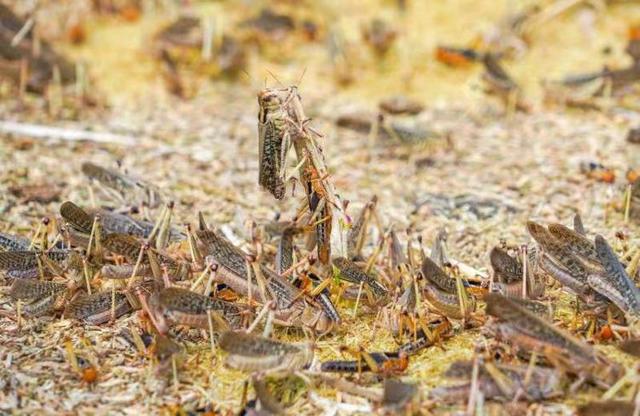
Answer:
296;67;308;88
266;68;285;88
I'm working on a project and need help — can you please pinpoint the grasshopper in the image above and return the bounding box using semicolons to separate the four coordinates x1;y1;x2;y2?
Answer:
60;201;183;244
431;359;563;403
297;272;341;324
0;249;82;279
421;256;458;293
336;111;436;146
588;235;640;319
258;86;347;263
303;163;333;264
257;88;291;200
386;228;408;273
9;279;69;317
529;219;640;320
547;223;600;267
422;284;475;320
398;318;452;355
332;257;388;299
197;228;333;334
81;162;163;208
274;225;299;275
65;290;133;325
481;53;529;112
485;293;621;387
429;228;448;268
378;95;424;116
527;221;601;303
420;256;476;320
99;233;189;280
347;196;378;261
387;276;418;340
148;286;245;333
489;246;544;299
218;330;313;372
320;348;408;376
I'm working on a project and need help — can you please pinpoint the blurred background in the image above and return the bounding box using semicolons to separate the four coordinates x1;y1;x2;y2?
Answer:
4;0;640;110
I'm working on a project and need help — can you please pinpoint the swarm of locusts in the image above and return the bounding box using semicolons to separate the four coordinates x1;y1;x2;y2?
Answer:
2;85;640;415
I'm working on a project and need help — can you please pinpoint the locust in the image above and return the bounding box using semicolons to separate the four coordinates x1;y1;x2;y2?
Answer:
588;235;640;319
297;272;341;325
332;257;388;298
489;246;544;299
65;290;133;325
9;279;69;317
422;284;475;320
547;223;600;267
560;65;640;97
218;330;313;372
528;219;640;320
421;256;458;293
60;201;183;244
197;228;333;334
430;359;563;403
148;286;245;333
490;246;522;283
481;53;528;112
347;196;377;261
99;233;189;280
378;95;424;115
398;318;452;355
274;225;299;275
485;293;621;387
303;163;333;264
81;162;163;208
493;295;553;317
0;249;82;279
258;86;346;265
320;349;408;376
335;111;437;146
419;256;476;320
429;228;448;268
386;228;408;274
526;221;601;304
386;276;418;340
257;88;290;200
